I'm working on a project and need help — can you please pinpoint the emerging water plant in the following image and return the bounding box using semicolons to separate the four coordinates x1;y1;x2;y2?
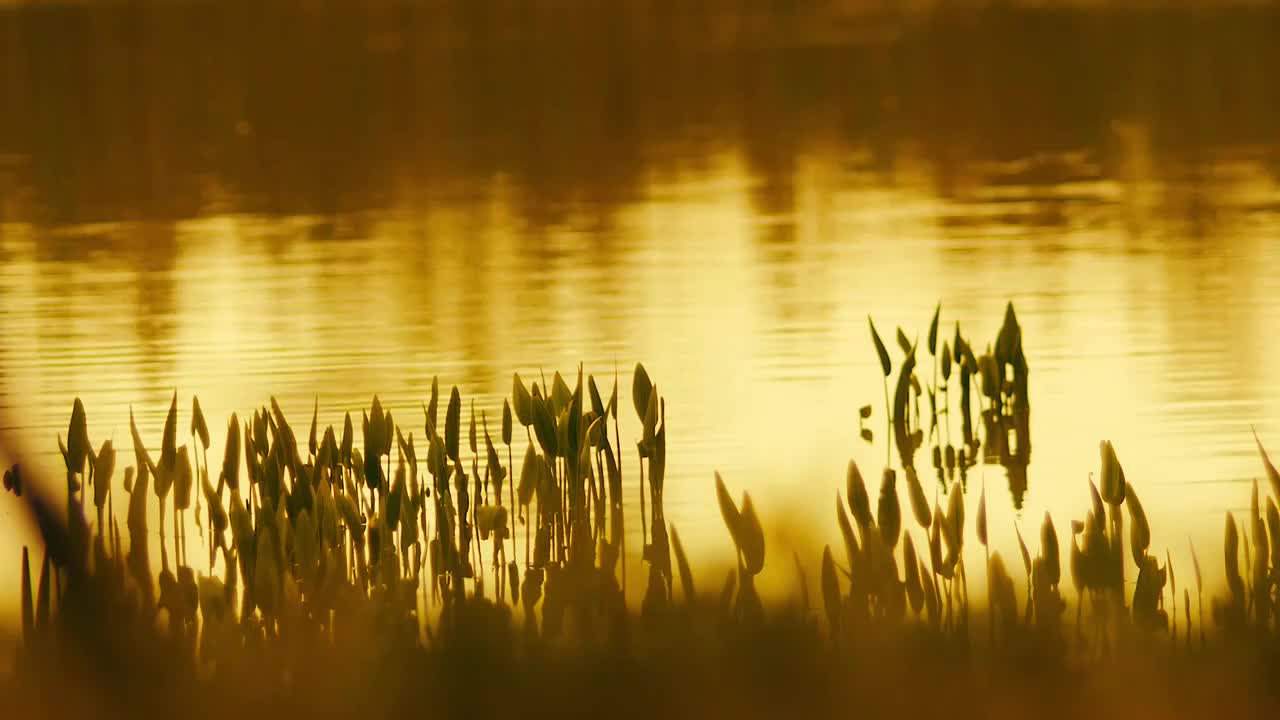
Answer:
3;311;1280;717
864;303;1031;508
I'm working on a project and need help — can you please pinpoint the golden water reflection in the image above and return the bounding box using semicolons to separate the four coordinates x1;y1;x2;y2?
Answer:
2;146;1278;619
1;2;1280;622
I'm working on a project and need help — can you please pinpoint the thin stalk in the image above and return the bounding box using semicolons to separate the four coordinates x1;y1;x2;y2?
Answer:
525;426;534;568
614;398;626;598
882;376;891;466
944;383;952;448
931;340;939;441
471;452;482;590
638;447;648;551
508;443;515;570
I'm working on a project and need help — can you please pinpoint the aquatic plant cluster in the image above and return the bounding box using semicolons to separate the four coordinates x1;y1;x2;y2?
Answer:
4;304;1280;717
860;303;1031;510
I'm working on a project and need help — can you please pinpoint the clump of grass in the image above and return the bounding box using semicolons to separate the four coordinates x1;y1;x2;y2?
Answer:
4;308;1280;717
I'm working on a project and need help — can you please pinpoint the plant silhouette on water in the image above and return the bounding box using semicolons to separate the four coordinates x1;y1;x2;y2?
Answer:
3;304;1280;717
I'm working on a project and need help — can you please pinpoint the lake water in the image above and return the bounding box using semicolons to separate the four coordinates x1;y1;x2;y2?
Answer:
2;2;1280;623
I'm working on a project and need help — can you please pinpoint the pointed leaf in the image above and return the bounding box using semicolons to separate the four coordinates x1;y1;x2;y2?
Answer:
192;396;210;451
869;317;891;377
445;387;461;462
670;524;695;603
502;399;513;446
715;472;741;550
928;303;940;356
632;363;653;422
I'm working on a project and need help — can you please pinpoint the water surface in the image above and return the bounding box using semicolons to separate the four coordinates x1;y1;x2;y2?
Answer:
2;2;1280;620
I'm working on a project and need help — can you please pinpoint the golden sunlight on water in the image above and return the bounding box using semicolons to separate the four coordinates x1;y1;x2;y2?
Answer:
2;2;1280;631
2;142;1280;623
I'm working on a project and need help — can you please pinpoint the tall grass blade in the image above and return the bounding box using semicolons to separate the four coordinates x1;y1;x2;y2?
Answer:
1041;512;1060;586
1253;427;1280;501
1126;481;1149;565
93;439;115;509
1189;537;1202;592
161;390;178;475
928;303;941;356
904;532;923;613
715;472;742;553
308;397;318;458
445;387;461;462
1225;513;1243;600
502;400;513;446
738;493;765;575
670;524;695;603
1099;441;1126;505
869;317;891;377
877;469;901;549
906;467;931;529
21;547;33;647
1015;524;1032;579
846;460;872;530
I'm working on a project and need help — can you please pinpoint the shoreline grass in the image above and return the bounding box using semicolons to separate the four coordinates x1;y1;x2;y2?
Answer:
3;303;1280;716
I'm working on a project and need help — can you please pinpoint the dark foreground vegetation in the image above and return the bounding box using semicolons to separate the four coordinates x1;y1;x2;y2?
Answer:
4;304;1280;718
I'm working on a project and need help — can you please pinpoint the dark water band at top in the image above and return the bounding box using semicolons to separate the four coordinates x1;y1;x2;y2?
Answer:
1;2;1278;225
